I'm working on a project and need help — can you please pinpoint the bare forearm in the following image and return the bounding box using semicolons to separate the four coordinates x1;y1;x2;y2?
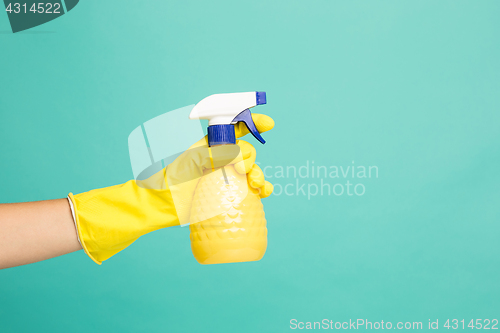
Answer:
0;199;81;269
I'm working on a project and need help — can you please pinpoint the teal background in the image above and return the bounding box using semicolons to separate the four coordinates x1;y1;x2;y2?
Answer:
1;1;499;332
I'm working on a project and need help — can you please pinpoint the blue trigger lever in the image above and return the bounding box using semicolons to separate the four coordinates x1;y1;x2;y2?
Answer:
231;109;266;144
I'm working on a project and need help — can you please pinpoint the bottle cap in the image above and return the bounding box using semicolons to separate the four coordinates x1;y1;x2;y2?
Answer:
207;125;236;146
189;92;268;147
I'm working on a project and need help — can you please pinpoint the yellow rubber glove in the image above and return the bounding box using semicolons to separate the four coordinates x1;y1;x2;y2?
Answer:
69;114;275;264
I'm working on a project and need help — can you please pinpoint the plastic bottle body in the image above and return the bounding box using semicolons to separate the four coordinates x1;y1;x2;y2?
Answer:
189;165;267;264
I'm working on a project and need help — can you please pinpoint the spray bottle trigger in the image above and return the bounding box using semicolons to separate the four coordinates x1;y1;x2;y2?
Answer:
231;109;266;144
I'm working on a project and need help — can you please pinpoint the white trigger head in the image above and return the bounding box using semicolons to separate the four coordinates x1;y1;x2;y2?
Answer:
189;92;265;126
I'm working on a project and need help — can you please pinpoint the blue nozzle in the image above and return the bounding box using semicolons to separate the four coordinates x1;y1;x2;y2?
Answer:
256;92;266;105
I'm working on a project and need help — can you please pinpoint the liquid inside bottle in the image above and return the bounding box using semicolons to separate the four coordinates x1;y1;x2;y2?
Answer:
189;165;267;264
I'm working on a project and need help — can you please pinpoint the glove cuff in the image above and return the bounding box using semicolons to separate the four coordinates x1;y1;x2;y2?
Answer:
68;192;102;265
69;179;180;264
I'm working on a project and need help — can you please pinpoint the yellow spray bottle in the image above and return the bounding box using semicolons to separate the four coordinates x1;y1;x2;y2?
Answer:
188;92;268;264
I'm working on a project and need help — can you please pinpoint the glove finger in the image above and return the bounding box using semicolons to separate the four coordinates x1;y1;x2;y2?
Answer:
248;164;265;189
234;140;256;174
259;181;274;199
235;114;275;139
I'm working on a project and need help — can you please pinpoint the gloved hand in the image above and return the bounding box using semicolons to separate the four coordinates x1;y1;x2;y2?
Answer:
69;114;275;264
